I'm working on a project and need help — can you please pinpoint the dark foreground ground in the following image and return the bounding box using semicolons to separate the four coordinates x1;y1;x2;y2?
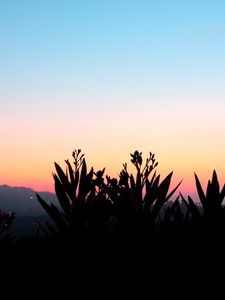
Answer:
1;229;224;297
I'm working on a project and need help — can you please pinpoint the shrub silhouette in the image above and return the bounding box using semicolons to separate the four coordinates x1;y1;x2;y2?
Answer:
179;171;225;248
2;149;224;284
36;149;182;247
34;148;225;270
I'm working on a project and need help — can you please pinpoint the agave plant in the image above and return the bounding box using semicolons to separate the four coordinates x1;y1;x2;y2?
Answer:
110;150;183;243
37;149;183;248
175;170;225;249
118;151;182;214
179;170;225;222
37;150;91;235
37;150;114;240
194;170;225;218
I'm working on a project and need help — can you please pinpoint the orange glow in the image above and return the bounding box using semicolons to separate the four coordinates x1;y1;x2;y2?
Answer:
1;101;225;195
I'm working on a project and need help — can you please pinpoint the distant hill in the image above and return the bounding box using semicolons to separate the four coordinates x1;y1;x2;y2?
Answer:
0;185;58;236
0;185;57;216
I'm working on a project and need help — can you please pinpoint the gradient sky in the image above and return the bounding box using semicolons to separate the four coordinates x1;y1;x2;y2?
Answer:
0;0;225;195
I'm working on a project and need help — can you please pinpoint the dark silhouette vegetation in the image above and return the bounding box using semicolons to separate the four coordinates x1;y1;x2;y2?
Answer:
1;149;225;286
36;149;225;247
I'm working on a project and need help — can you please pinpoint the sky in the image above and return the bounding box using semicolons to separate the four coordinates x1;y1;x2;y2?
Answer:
0;0;225;195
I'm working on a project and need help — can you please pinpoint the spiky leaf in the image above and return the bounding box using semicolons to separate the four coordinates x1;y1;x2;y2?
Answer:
54;162;74;200
194;173;207;208
53;174;72;215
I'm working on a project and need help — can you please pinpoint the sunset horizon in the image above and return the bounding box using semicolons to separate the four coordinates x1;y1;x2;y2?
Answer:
1;1;225;285
1;0;224;197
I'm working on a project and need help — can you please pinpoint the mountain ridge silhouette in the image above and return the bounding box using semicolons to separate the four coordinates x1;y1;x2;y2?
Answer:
0;185;57;236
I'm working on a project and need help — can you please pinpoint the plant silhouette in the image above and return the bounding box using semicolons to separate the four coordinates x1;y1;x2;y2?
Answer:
36;149;183;248
1;149;225;286
35;149;225;260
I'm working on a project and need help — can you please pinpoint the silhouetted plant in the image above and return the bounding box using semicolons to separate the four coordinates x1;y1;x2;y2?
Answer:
37;150;114;241
179;171;225;222
36;149;182;248
111;150;183;244
3;151;225;283
194;170;225;218
36;148;225;261
174;170;225;250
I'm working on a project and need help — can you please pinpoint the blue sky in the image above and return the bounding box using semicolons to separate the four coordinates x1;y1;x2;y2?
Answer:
1;0;224;109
